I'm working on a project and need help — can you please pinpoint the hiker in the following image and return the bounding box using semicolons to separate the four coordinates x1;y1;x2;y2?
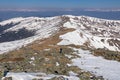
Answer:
2;65;10;80
1;70;9;80
59;48;63;54
3;70;9;77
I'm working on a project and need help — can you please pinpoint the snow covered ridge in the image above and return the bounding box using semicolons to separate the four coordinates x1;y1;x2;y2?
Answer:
0;16;63;54
0;15;120;54
58;15;120;51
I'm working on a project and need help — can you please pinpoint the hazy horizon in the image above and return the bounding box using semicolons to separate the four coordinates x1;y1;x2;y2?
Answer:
0;8;120;12
0;0;120;9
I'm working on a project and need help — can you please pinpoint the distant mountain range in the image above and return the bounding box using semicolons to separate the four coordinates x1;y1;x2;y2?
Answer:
0;8;120;12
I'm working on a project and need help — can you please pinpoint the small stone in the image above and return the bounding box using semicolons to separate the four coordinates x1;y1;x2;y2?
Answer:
90;76;96;79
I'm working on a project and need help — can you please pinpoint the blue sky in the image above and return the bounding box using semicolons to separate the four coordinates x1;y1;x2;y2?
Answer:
0;0;120;9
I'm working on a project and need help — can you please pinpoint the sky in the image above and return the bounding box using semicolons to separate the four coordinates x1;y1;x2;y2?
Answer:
0;0;120;9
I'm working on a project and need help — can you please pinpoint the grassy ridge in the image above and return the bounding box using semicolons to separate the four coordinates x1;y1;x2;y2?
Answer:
93;49;120;61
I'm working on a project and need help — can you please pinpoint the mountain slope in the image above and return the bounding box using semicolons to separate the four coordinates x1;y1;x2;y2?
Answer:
0;15;120;80
0;16;63;54
0;15;120;54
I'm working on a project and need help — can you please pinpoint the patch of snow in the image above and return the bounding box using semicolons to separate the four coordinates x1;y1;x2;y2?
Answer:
56;62;60;66
67;63;72;67
62;75;80;80
58;30;87;45
31;57;35;60
65;54;73;59
45;58;49;61
44;49;50;51
6;72;39;80
72;48;120;80
29;61;35;66
69;71;78;76
63;21;78;29
0;36;40;54
89;36;119;51
4;72;80;80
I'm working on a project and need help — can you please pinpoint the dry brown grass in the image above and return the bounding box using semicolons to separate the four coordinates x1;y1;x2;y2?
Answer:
66;44;81;48
1;28;75;59
0;57;24;62
93;49;120;61
107;39;120;49
0;28;75;73
28;28;75;51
